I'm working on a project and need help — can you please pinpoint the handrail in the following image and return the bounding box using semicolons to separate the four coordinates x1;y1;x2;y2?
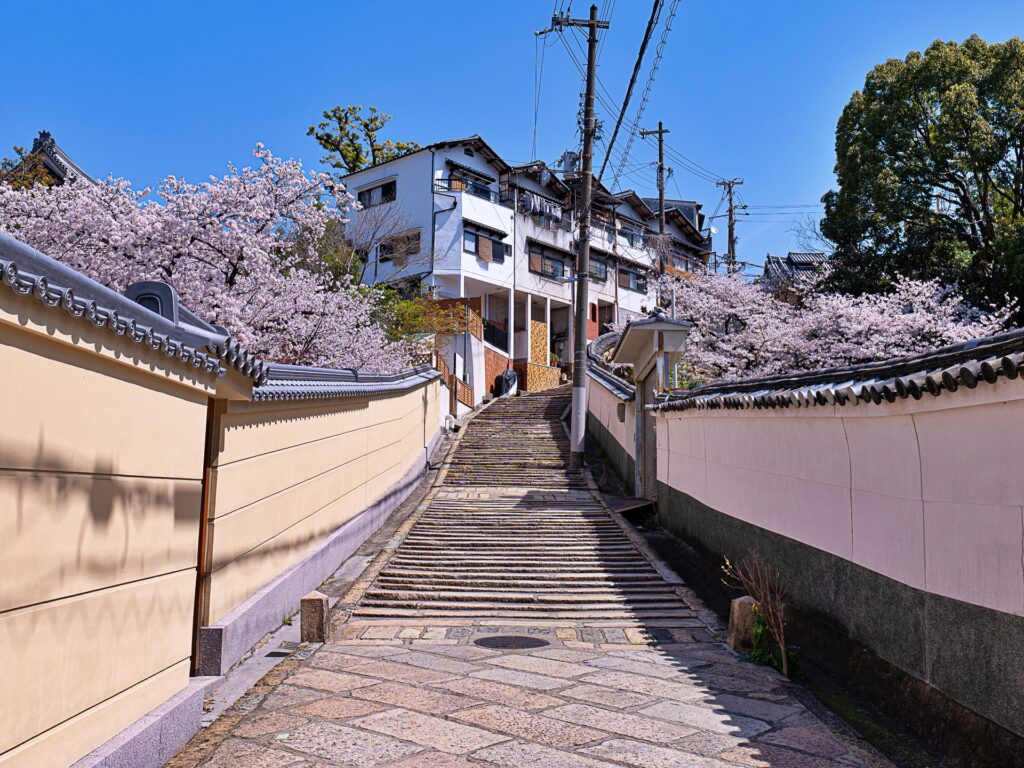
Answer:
433;177;513;208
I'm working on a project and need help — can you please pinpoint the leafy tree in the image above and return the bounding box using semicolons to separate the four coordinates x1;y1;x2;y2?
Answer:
821;35;1024;308
0;146;55;190
308;105;421;174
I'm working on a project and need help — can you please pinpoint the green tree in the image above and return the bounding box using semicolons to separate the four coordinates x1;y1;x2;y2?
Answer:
0;146;55;190
307;105;420;174
821;35;1024;308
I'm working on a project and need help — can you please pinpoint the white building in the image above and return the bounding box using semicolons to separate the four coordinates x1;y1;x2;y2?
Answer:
342;135;711;410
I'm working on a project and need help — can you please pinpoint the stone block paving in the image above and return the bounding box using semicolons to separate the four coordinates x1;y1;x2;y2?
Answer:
170;621;890;768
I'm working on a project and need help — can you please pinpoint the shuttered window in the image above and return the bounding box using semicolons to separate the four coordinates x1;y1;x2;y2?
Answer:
619;267;648;293
529;246;543;274
478;235;493;262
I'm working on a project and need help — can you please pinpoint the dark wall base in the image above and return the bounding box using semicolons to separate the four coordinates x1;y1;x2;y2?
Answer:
587;413;635;495
657;481;1024;768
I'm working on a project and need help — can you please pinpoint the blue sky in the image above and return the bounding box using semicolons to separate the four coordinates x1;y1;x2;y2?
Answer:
2;0;1022;273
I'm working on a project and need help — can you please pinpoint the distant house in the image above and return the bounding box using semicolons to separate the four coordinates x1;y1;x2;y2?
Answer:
342;134;712;406
8;131;92;186
762;251;828;300
762;251;829;283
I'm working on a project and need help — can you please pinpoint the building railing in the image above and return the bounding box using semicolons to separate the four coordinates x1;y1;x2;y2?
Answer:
433;177;513;207
434;351;474;414
667;251;706;274
483;319;509;351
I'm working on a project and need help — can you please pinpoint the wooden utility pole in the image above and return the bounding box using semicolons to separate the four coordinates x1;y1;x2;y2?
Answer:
716;178;743;273
640;121;669;271
548;4;608;468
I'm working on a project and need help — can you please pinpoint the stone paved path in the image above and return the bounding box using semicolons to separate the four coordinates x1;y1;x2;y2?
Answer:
170;389;889;768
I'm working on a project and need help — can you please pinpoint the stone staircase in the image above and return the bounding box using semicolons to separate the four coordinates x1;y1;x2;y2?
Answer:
354;387;690;621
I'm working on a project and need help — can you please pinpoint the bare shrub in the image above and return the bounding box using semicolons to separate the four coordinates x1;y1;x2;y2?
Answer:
722;554;791;677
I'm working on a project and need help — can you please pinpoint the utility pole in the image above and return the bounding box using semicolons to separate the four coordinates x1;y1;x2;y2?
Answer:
547;4;608;468
715;178;744;273
639;121;669;271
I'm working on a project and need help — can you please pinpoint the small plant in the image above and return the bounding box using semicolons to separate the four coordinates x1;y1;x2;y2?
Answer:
722;553;793;677
282;614;293;626
748;604;799;676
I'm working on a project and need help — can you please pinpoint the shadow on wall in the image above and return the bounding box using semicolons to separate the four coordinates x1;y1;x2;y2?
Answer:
1;436;201;610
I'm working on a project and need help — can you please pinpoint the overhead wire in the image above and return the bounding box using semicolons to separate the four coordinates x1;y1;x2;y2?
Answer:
611;0;682;189
596;0;663;183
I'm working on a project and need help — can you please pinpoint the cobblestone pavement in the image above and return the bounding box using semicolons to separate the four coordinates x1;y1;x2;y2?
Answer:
169;390;890;767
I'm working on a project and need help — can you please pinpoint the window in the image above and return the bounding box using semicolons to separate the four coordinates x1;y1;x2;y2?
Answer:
357;180;396;208
618;267;648;293
589;259;607;281
465;229;506;264
379;231;420;267
672;253;693;272
529;243;571;280
621;227;643;247
589;304;598;322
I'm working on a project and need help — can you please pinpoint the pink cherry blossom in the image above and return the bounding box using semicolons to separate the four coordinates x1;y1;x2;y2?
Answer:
659;270;1014;383
0;145;413;371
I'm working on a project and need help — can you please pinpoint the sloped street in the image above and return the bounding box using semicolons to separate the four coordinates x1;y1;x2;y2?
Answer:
170;389;886;768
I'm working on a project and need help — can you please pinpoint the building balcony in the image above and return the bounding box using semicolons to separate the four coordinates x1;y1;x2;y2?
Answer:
515;196;573;231
434;177;512;208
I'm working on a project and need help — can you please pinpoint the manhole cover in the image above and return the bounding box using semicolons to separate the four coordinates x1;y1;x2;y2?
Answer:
474;635;550;650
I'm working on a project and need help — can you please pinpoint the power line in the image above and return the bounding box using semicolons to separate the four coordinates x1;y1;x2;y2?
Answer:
611;0;681;189
532;36;546;160
596;0;663;182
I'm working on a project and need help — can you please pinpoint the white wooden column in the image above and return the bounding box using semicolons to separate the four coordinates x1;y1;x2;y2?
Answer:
545;297;551;365
524;294;532;362
507;285;514;358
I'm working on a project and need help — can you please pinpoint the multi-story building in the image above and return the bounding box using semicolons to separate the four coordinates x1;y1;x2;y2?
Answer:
342;135;711;409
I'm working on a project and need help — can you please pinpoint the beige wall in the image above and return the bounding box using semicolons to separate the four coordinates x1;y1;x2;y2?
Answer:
0;294;214;768
2;274;444;767
656;378;1024;618
203;381;440;624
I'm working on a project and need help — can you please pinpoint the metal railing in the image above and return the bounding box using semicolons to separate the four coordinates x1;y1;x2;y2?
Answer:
483;320;509;352
433;177;512;207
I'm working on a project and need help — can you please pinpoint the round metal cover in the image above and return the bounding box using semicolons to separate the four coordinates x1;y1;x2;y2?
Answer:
474;635;550;650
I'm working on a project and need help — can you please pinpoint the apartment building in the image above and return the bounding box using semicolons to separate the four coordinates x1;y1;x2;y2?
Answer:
342;135;711;409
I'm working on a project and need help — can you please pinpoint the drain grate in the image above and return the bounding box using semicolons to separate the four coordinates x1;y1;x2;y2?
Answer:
474;635;550;650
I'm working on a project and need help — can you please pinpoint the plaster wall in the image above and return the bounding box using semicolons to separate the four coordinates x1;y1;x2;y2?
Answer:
585;376;636;492
657;381;1024;617
204;382;440;624
0;296;213;768
655;380;1024;738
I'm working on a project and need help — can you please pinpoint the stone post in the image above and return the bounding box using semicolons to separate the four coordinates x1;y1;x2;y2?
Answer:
300;591;330;643
727;595;757;652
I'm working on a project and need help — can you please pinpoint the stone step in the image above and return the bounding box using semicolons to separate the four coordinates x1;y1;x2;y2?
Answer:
362;589;679;604
352;610;696;622
374;580;670;593
376;569;666;583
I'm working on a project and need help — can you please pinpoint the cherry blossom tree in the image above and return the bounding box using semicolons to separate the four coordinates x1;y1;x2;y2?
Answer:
658;271;1014;383
0;145;414;371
